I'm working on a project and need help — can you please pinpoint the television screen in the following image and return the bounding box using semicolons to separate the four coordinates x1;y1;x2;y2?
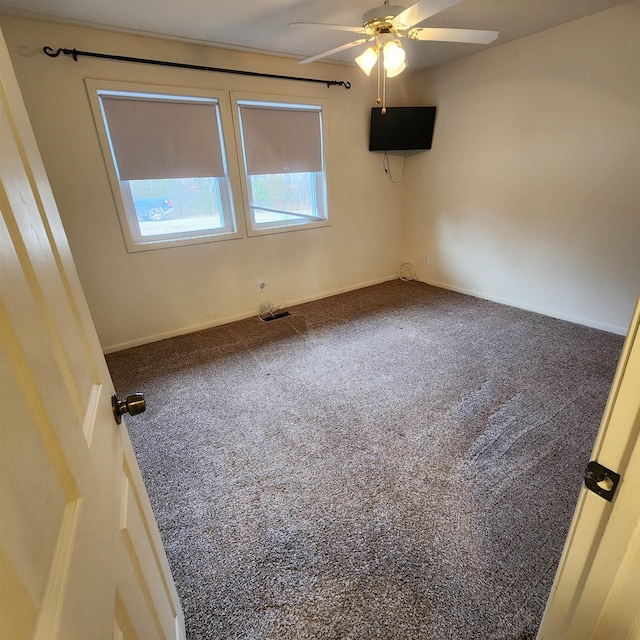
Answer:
369;106;437;151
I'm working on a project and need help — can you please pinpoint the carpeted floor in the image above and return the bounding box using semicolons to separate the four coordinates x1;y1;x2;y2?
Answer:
106;281;624;640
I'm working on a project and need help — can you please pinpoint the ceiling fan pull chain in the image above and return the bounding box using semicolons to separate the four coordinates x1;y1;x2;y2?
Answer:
382;50;387;114
376;45;382;107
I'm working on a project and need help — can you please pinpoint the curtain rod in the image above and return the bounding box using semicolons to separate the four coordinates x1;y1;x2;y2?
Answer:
43;46;351;89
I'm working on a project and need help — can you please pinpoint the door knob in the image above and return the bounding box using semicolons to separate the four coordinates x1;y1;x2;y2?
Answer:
112;393;146;425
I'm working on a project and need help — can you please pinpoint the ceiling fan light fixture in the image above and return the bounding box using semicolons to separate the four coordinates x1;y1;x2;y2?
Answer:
294;0;500;109
386;60;406;78
382;39;406;75
355;46;379;76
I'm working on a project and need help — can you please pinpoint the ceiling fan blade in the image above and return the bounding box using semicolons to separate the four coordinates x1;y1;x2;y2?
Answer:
290;22;367;34
394;0;461;29
299;39;369;65
411;27;499;44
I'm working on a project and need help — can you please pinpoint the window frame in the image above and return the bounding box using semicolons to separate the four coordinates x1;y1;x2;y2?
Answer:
231;92;330;237
86;79;246;252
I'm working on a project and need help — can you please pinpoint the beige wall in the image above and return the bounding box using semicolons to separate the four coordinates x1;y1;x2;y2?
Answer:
403;1;640;334
0;17;403;351
2;3;639;349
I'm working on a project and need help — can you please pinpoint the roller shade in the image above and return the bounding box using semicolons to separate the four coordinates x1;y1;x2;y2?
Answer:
100;95;226;180
238;105;322;176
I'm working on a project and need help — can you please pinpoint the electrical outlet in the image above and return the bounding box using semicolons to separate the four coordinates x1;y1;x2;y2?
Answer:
258;281;266;292
424;255;430;265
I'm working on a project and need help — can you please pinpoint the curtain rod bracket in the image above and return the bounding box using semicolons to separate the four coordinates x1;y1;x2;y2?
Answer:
43;46;351;89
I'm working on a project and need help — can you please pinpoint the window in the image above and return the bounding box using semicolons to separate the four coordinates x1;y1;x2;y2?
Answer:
87;80;242;251
234;96;329;235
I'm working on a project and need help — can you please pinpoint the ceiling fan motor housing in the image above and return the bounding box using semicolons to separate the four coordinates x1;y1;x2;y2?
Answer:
363;5;407;32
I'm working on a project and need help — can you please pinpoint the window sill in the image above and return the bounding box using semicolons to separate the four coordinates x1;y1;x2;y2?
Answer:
245;218;331;238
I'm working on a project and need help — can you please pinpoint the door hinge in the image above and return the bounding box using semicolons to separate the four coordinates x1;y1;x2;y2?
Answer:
584;460;620;502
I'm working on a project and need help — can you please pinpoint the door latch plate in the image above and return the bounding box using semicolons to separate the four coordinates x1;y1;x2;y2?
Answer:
584;460;620;502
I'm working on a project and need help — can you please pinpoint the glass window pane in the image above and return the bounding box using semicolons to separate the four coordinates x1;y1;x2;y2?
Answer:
128;177;233;237
249;173;313;214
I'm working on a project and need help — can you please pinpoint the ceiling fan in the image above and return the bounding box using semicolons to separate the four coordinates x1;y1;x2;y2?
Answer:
291;0;498;109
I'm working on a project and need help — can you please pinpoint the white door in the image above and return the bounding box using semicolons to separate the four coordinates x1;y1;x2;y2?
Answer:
0;30;185;640
537;297;640;639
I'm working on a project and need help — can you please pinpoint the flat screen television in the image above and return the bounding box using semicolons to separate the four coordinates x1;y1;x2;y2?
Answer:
369;106;437;151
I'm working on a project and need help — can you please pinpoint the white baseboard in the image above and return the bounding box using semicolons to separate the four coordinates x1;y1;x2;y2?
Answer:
103;274;627;353
102;274;399;354
420;277;628;336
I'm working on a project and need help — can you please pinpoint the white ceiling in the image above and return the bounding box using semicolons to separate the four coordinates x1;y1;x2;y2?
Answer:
0;0;630;71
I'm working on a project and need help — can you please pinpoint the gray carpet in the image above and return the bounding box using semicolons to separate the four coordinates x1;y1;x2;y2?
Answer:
106;281;624;640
